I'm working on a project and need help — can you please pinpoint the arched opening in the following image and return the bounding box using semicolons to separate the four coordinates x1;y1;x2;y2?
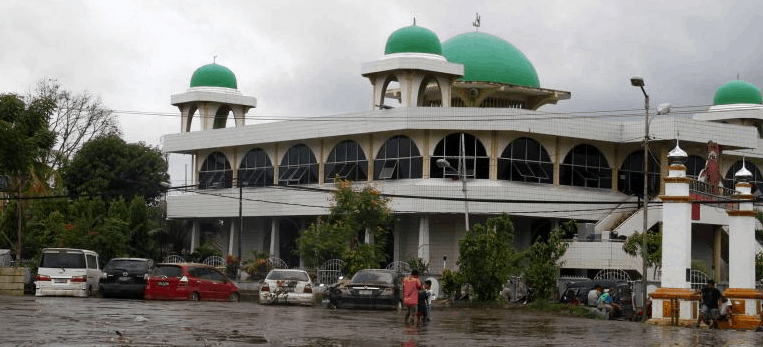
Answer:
279;218;300;268
686;155;706;179
238;148;273;187
529;219;553;243
617;150;660;197
213;105;235;129
278;144;318;186
198;152;232;189
478;97;524;109
498;137;553;184
417;75;442;107
430;132;489;179
451;97;466;107
380;76;401;109
724;160;763;196
374;135;423;180
559;144;612;189
325;140;368;183
187;105;201;132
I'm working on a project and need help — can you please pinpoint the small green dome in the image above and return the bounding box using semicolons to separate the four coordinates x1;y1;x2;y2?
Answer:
713;80;762;105
190;63;237;89
384;25;443;55
442;32;540;88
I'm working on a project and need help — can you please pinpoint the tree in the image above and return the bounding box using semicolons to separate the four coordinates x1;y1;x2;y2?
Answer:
28;79;120;174
296;179;393;274
456;214;522;301
63;135;169;203
622;229;662;278
523;220;573;301
0;93;57;260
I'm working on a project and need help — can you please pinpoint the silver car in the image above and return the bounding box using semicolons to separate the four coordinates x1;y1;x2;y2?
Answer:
259;269;314;305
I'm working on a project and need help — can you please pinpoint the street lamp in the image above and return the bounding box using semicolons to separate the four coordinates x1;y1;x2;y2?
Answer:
631;76;650;321
436;156;470;232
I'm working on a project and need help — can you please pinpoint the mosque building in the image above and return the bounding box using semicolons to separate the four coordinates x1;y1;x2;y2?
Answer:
162;21;763;283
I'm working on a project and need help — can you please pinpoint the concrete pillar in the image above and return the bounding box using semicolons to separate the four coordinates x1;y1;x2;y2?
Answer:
364;227;374;244
393;229;400;262
650;144;695;325
228;219;236;257
722;165;763;329
713;226;722;282
190;219;200;253
270;218;280;258
418;216;430;261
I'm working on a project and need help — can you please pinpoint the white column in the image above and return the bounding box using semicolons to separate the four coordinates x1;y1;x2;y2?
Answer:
190;220;200;253
364;227;374;244
228;219;236;257
270;218;279;258
660;165;691;288
728;182;755;289
393;229;400;262
418;216;430;261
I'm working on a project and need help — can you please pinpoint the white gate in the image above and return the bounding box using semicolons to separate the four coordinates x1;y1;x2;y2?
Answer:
162;255;185;264
386;261;410;273
593;268;632;282
690;270;712;290
317;259;344;284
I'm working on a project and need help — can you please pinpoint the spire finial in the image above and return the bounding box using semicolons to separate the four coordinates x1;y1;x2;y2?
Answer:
213;55;217;64
473;13;481;31
413;17;416;26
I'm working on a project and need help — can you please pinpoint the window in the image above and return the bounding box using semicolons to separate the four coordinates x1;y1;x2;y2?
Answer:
325;140;368;182
560;144;612;189
617;150;660;196
152;266;182;278
724;160;763;196
40;252;86;268
374;136;422;180
238;149;273;187
199;152;232;189
685;155;705;179
278;144;318;185
430;133;489;179
87;254;98;269
498;137;553;184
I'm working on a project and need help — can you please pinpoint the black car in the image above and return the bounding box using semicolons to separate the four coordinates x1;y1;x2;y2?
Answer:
560;279;634;319
100;258;154;298
330;269;403;310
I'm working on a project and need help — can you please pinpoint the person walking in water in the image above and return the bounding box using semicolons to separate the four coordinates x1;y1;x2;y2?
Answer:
696;279;722;328
403;269;422;324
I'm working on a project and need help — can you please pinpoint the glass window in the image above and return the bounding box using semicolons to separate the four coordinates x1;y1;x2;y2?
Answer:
430;133;489;179
199;152;232;189
238;148;273;187
325;140;368;183
374;135;423;180
724;160;763;196
278;144;318;185
40;252;86;268
560;144;612;189
617;150;660;197
152;266;182;278
498;137;553;184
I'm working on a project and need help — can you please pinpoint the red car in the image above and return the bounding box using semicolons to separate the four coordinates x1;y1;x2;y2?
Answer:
144;263;240;302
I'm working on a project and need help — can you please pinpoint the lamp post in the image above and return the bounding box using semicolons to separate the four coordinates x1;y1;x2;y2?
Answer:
630;76;650;321
436;134;470;232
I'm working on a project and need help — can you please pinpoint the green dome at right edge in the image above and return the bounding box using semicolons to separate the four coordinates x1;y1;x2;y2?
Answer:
713;80;762;105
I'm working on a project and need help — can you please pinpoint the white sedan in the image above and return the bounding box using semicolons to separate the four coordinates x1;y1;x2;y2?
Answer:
258;269;314;305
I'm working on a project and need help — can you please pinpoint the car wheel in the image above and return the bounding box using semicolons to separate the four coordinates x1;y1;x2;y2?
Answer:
189;292;199;301
229;292;240;302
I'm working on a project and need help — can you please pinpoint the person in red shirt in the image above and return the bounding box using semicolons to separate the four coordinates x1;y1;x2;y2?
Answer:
403;269;422;324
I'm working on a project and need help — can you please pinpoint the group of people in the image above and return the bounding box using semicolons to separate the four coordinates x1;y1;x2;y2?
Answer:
696;279;733;328
587;285;620;319
403;269;435;325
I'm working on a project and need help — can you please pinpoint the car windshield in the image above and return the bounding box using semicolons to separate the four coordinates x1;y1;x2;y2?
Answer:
105;260;147;272
40;252;85;268
152;266;183;278
266;270;309;282
351;271;393;284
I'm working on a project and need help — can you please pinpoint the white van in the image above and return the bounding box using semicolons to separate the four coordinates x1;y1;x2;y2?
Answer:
35;248;100;297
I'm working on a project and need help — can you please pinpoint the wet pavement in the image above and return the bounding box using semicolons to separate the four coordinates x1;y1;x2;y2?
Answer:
2;295;763;346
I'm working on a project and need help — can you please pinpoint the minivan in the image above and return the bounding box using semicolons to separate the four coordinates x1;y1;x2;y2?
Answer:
35;248;100;297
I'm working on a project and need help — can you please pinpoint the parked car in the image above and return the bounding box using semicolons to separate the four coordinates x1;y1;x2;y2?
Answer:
100;258;154;298
35;248;100;297
329;269;403;310
143;263;239;302
259;269;314;305
559;279;634;319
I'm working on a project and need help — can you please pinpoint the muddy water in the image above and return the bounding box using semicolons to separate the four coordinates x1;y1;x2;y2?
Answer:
1;295;762;346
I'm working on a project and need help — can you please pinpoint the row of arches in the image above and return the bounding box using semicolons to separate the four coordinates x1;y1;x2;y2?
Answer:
197;134;763;195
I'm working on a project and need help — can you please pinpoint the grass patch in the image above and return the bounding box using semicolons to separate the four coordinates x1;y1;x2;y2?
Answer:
527;300;605;319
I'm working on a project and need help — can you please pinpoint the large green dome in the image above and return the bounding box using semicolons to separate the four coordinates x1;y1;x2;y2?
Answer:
190;63;237;89
713;80;762;105
384;25;443;55
442;32;540;88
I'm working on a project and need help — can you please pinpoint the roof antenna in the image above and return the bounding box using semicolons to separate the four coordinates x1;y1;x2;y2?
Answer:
473;13;481;31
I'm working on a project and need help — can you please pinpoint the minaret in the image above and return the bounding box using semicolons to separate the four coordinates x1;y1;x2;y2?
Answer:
722;161;763;329
650;141;695;325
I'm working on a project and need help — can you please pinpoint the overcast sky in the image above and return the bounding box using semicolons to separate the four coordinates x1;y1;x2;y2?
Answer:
2;0;762;185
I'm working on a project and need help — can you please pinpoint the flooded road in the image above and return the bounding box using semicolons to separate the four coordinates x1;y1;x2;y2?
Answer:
1;295;763;346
